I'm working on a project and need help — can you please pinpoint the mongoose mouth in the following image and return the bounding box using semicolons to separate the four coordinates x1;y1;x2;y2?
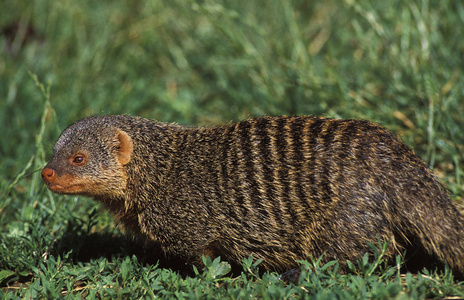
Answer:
47;183;85;194
42;168;87;195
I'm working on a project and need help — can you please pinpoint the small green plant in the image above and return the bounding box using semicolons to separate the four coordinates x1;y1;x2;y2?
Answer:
194;256;232;281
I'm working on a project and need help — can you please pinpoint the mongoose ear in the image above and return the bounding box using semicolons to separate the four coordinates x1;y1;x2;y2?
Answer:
116;130;133;166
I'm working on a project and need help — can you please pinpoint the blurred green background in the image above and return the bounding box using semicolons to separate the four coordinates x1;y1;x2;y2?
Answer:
1;0;464;296
2;0;464;185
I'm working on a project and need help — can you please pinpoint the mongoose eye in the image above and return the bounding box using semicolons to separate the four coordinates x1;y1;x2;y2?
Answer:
70;154;87;166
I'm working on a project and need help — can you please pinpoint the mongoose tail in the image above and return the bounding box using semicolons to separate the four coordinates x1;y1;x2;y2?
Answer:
341;119;464;275
390;158;464;275
351;121;464;275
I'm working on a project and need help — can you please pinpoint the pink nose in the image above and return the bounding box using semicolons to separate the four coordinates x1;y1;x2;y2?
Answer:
41;168;56;183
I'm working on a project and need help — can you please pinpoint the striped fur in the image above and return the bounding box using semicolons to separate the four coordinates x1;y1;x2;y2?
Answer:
43;115;464;275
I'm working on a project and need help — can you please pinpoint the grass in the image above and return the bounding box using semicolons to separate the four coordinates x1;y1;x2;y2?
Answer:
1;0;464;298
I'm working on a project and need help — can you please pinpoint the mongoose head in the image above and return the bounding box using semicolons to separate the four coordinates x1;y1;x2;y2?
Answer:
41;116;133;198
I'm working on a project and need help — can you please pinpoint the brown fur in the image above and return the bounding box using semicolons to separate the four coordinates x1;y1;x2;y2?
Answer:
42;115;464;275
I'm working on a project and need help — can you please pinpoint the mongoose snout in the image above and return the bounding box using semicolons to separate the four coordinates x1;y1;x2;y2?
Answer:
41;167;56;182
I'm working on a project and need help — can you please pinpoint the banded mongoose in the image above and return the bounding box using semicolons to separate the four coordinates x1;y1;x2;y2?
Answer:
41;115;464;276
